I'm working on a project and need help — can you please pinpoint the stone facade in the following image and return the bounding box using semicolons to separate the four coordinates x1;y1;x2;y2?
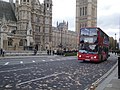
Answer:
0;0;52;51
109;37;116;50
0;0;97;52
52;21;77;51
76;0;97;34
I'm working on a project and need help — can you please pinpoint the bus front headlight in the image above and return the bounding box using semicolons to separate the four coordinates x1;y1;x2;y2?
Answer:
79;55;82;57
94;56;97;59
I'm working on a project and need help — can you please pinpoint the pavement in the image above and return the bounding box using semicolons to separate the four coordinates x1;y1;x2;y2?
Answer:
0;50;47;57
93;53;120;90
0;50;62;60
4;50;47;56
0;55;60;59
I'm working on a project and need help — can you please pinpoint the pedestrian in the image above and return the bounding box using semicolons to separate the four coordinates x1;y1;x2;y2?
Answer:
0;48;3;56
115;50;117;55
2;49;5;57
34;49;37;55
52;50;55;55
47;50;49;55
49;49;51;55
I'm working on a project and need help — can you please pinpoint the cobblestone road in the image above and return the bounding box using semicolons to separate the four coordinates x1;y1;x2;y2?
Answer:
0;54;117;90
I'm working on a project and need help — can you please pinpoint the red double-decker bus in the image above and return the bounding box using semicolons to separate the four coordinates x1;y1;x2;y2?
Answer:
78;27;109;62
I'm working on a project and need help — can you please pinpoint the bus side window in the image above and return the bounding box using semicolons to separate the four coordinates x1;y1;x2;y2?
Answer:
94;37;98;44
80;40;84;43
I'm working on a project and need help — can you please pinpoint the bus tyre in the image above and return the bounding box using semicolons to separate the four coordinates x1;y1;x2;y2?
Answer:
99;55;101;61
99;55;103;61
101;55;103;61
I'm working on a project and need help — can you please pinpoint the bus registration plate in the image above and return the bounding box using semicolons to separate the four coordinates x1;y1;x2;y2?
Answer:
85;59;90;61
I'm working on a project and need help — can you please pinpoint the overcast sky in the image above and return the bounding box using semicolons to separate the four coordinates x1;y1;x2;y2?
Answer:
4;0;120;41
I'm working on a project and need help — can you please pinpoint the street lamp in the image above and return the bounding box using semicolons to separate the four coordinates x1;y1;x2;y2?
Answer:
115;33;116;50
61;28;63;55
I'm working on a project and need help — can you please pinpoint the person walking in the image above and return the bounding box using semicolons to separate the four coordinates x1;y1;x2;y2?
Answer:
49;49;51;55
2;49;5;57
52;50;55;55
47;50;49;55
0;48;3;56
34;49;37;55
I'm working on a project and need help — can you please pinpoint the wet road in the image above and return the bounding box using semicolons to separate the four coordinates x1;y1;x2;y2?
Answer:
0;54;117;90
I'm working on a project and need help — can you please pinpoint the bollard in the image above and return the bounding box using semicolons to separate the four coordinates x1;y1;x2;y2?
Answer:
89;84;95;90
118;57;120;79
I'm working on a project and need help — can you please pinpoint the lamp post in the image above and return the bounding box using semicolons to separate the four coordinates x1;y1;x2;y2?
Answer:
115;33;116;50
61;28;63;55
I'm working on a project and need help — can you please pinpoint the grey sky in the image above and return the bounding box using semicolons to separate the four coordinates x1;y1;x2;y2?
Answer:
97;0;120;41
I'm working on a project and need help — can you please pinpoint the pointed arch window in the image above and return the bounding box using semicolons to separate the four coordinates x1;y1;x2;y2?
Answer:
83;7;84;16
19;39;23;46
85;7;87;15
47;4;49;8
50;4;52;9
8;38;13;46
30;30;32;35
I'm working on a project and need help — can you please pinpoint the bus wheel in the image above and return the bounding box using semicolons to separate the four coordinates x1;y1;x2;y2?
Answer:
101;56;103;61
99;55;101;61
99;55;103;62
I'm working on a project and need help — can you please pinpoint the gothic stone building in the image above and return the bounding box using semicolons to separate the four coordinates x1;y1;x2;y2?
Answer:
0;0;52;51
52;21;77;51
76;0;97;33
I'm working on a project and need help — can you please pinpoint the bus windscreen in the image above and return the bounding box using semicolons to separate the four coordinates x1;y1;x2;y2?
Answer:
80;28;97;36
78;27;109;62
79;28;98;53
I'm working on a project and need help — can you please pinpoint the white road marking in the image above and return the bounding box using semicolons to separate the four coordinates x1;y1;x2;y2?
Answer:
20;61;23;64
57;59;60;60
4;62;9;65
16;72;65;86
32;60;35;63
42;60;46;62
50;59;54;61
